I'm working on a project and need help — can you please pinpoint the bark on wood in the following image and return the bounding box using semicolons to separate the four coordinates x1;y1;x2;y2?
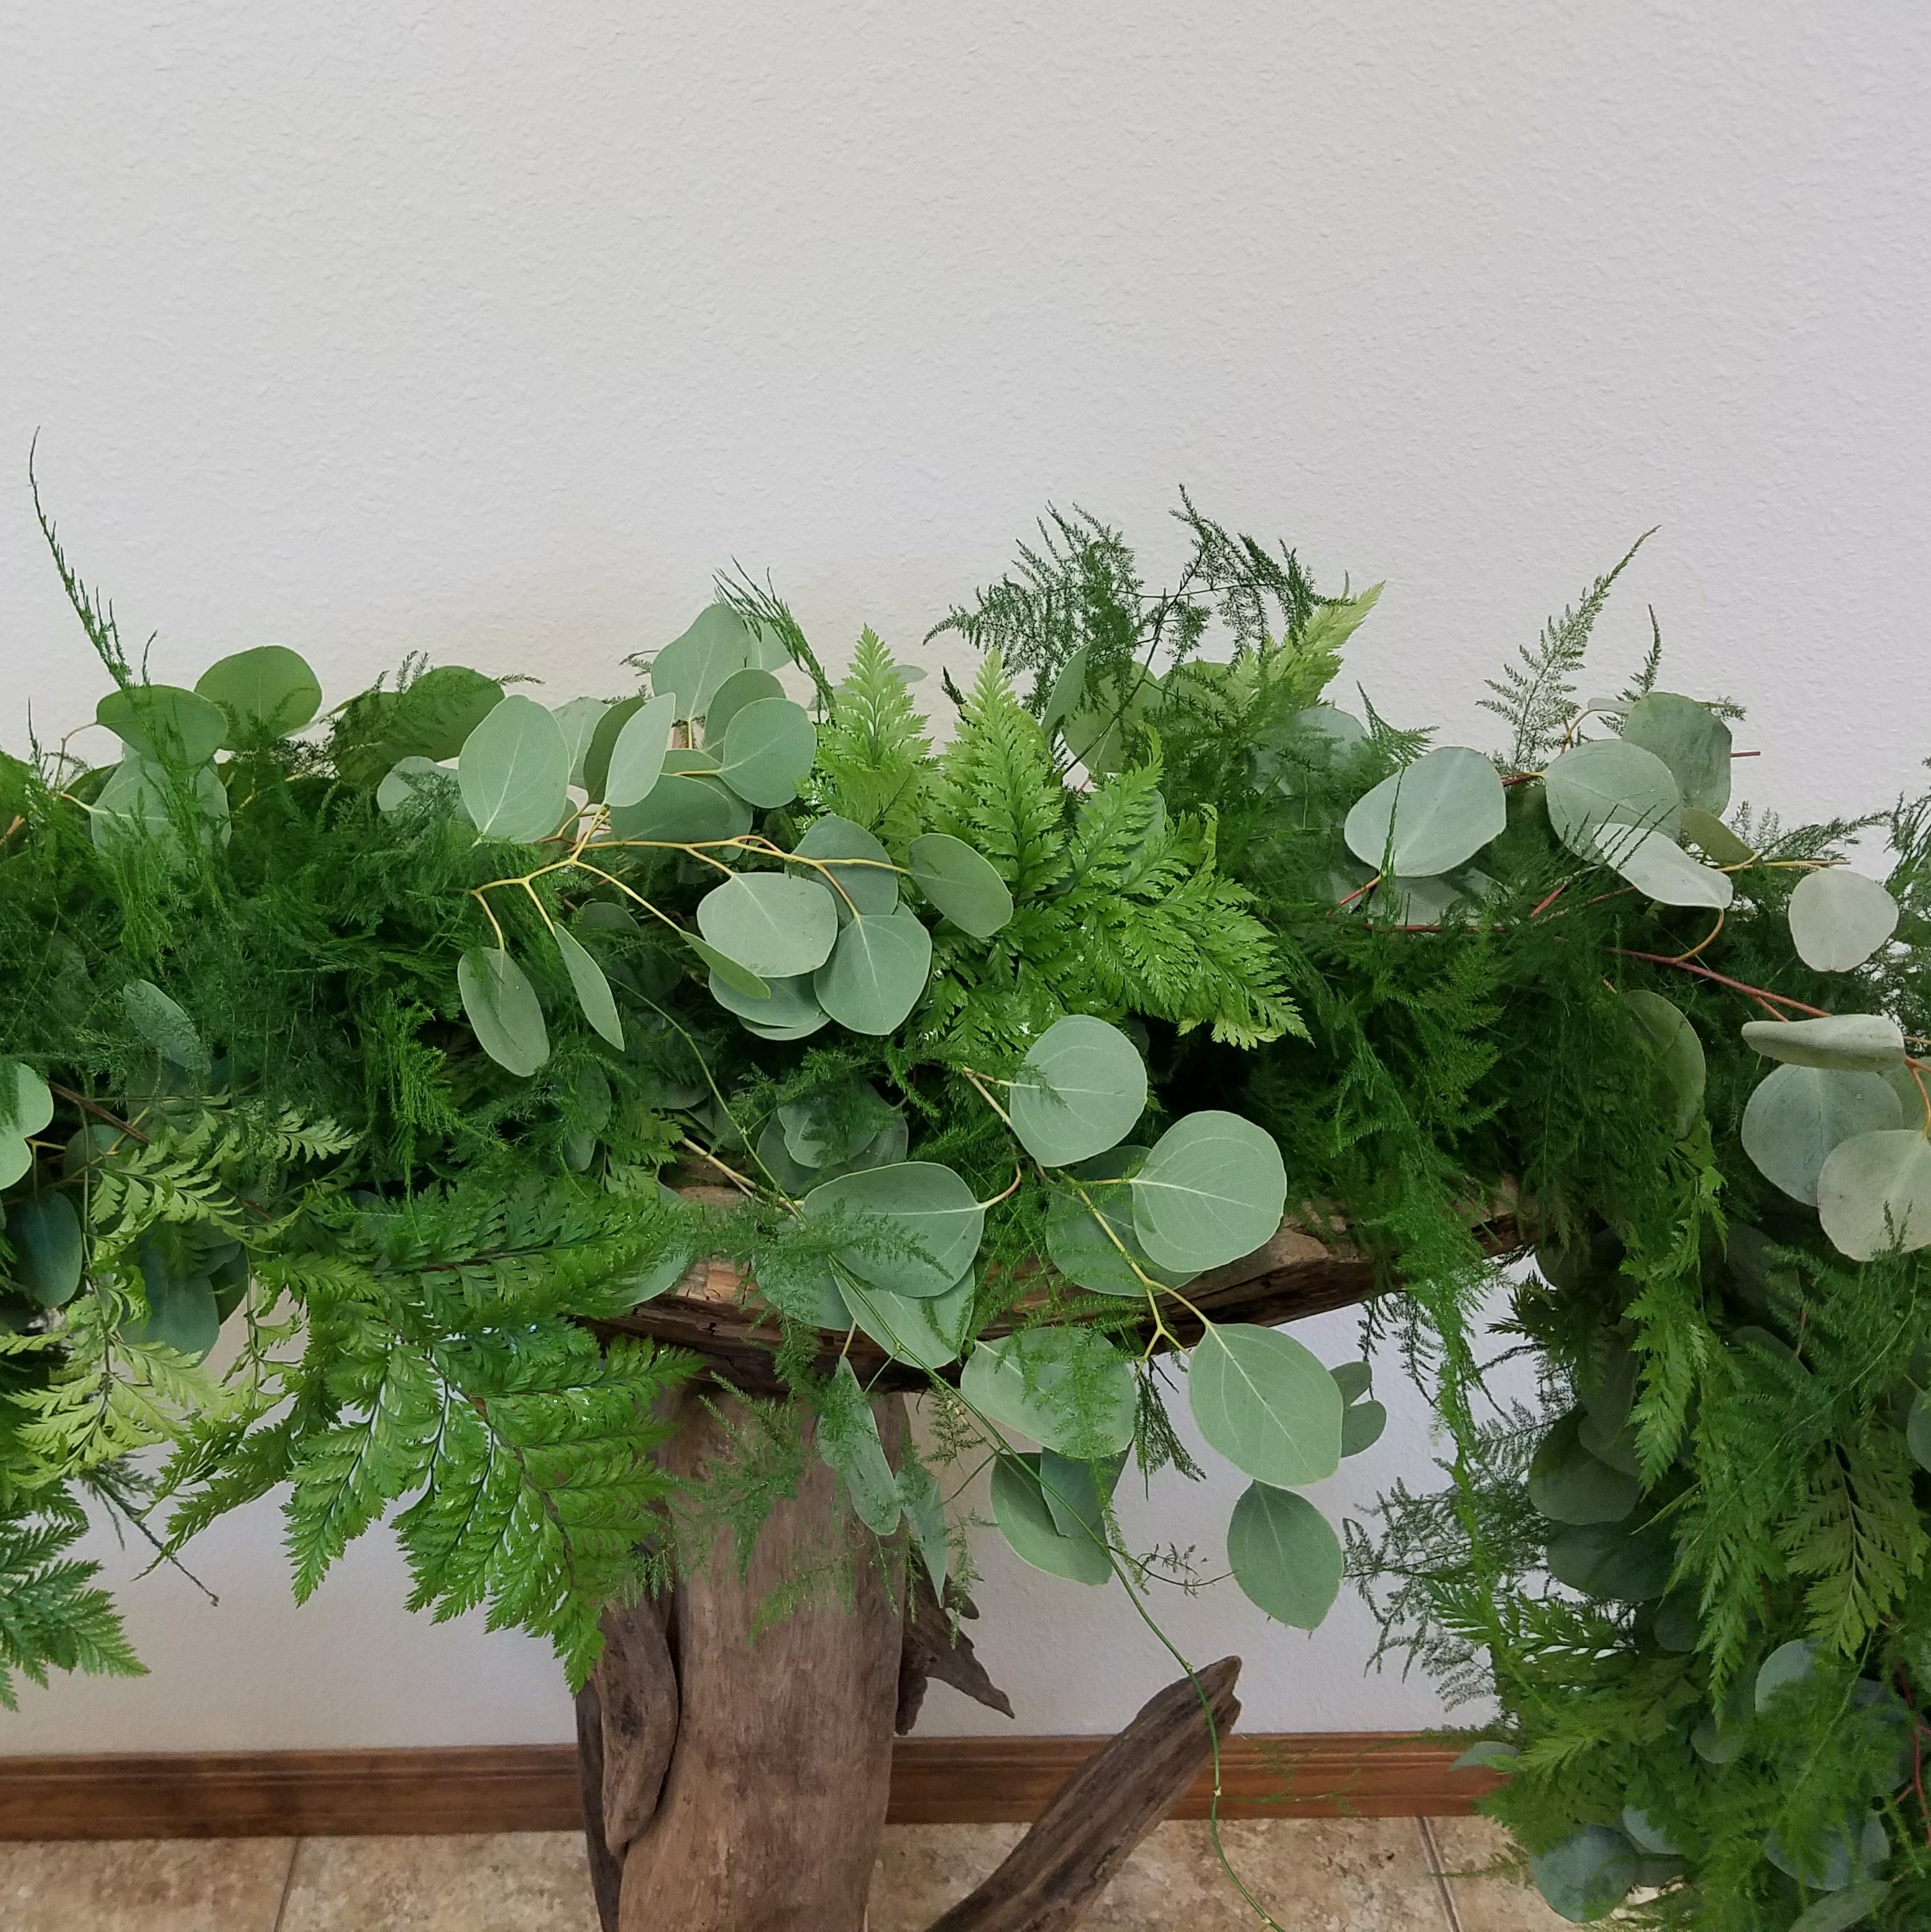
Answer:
897;1571;1014;1736
600;1212;1524;1396
592;1597;679;1860
574;1679;624;1932
614;1386;908;1932
924;1656;1243;1932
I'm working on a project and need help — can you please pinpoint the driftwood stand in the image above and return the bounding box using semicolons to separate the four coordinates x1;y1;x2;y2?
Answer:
575;1207;1519;1931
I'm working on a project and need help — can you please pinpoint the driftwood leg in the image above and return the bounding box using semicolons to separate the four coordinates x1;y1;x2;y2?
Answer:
611;1386;907;1932
926;1656;1243;1932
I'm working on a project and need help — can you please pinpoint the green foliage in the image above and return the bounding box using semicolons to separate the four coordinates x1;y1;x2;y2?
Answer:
0;1482;143;1709
17;488;1931;1931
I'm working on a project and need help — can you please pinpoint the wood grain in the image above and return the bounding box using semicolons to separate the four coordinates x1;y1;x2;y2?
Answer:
0;1734;1501;1841
928;1658;1243;1932
615;1387;908;1931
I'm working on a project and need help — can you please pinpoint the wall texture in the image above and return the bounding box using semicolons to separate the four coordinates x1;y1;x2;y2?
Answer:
2;1;1927;1752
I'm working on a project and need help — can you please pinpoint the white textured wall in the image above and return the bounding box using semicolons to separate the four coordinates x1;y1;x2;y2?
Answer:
3;2;1928;1752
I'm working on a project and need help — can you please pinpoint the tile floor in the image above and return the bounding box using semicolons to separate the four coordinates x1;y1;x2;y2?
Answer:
0;1816;1568;1930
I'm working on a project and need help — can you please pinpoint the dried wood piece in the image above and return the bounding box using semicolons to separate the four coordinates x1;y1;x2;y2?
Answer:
601;1210;1525;1393
574;1680;624;1932
616;1388;908;1931
593;1596;679;1859
897;1571;1014;1734
926;1656;1243;1932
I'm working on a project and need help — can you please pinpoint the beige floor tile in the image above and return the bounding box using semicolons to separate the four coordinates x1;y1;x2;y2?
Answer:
0;1835;296;1932
1428;1815;1572;1932
870;1818;1453;1931
275;1833;599;1932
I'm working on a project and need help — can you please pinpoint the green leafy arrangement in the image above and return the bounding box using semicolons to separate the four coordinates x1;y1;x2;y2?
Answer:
8;486;1931;1932
0;493;1339;1728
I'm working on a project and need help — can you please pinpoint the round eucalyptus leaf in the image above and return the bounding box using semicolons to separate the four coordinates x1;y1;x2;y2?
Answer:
1742;1015;1906;1073
650;603;779;720
1603;827;1735;908
1131;1111;1286;1274
899;1459;950;1595
622;1237;695;1307
696;873;839;980
841;1270;977;1372
1785;1883;1893;1932
1679;804;1753;866
702;667;786;748
128;1241;221;1360
1330;1361;1371;1405
581;696;643;801
1547;1519;1673;1601
686;937;769;1003
376;756;464;818
989;1453;1112;1585
9;1189;83;1306
753;1118;821;1196
961;1327;1138;1457
816;1358;901;1537
2;1059;55;1139
1755;1638;1818;1713
1620;1807;1678;1857
1765;1814;1890;1894
552;924;624;1049
1578;1409;1642;1478
1620;692;1733;812
1342;746;1505;878
194;645;323;744
1742;1064;1901;1205
1339;1398;1387;1457
1818;1130;1931;1260
1544;736;1683;858
791;814;899;919
802;1160;984;1298
1009;1016;1148;1168
1226;1481;1344;1630
457;695;571;843
1041;648;1088;736
549;696;610;787
97;684;228;766
1622;989;1706;1139
457;946;551;1076
1529;1412;1641;1525
1908;1392;1931;1474
813;909;932;1035
1289;704;1367;754
777;1086;895;1170
717;697;816;809
1789;868;1900;973
741;1008;833;1044
607;767;752;843
1452;1741;1522;1773
602;692;679;809
1038;1447;1126;1543
121;981;209;1073
1186;1323;1343;1489
1044;1148;1194;1297
91;752;231;858
1529;1827;1639;1924
0;1133;29;1189
906;834;1014;937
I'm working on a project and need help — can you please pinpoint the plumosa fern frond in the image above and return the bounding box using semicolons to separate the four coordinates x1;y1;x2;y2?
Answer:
1479;530;1653;767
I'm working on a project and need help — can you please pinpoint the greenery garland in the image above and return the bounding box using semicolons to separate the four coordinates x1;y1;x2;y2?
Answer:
4;487;1929;1930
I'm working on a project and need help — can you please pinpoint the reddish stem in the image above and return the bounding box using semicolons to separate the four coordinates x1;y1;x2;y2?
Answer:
1608;949;1832;1018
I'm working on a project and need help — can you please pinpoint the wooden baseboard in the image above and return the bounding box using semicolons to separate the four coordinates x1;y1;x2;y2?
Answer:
0;1734;1495;1841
